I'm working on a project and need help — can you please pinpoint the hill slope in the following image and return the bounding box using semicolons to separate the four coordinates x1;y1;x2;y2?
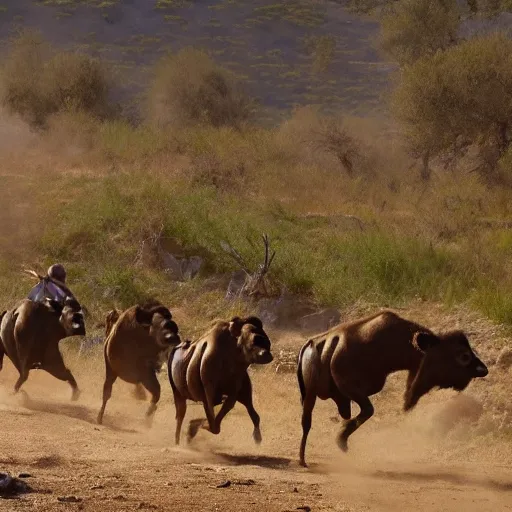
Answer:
0;0;393;120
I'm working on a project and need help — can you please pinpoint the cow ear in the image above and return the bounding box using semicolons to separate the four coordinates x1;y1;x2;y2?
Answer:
106;309;120;324
135;306;154;326
243;316;263;330
413;331;440;352
148;306;172;319
105;309;120;336
229;316;245;337
44;298;64;315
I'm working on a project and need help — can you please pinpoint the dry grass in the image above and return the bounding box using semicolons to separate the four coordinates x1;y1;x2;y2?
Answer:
0;33;511;337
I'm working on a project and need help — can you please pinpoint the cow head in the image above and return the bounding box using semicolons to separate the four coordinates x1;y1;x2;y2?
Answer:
44;296;86;337
229;316;273;365
404;330;488;411
135;305;181;348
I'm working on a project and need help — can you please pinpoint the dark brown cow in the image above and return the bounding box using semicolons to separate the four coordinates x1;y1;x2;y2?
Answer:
0;297;85;399
97;303;181;426
168;316;273;445
297;310;488;466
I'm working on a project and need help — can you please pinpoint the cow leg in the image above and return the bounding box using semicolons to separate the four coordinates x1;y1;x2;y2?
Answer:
299;391;317;467
172;389;187;446
332;389;352;420
337;395;374;453
140;371;161;428
403;369;418;410
210;393;237;434
14;368;29;394
132;383;147;401
97;362;117;425
187;395;219;442
237;372;262;444
43;355;80;401
0;343;4;371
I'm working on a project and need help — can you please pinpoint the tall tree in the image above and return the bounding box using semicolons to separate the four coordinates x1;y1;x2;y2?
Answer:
392;32;512;183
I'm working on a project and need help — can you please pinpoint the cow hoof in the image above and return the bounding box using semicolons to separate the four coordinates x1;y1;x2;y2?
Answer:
253;428;262;445
71;389;81;402
187;419;203;442
337;435;349;453
299;460;308;468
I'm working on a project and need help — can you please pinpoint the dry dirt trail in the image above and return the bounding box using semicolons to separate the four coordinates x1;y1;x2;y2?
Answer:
0;336;511;512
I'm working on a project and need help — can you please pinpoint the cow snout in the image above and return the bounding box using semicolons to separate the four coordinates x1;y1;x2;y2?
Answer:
256;349;273;364
72;324;86;336
163;332;181;345
473;361;488;378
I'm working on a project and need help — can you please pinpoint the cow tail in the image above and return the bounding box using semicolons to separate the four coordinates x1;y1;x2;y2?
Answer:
297;339;312;405
0;311;5;345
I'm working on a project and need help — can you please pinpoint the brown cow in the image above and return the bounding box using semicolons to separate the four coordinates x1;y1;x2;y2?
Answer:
97;302;181;426
0;297;85;399
168;316;273;445
297;310;488;466
103;308;162;402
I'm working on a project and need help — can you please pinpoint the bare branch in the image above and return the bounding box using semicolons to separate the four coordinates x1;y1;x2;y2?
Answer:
220;240;251;275
224;234;278;299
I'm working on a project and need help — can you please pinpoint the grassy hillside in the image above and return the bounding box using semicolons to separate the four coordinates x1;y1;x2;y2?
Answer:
0;0;392;121
1;113;512;339
0;1;511;343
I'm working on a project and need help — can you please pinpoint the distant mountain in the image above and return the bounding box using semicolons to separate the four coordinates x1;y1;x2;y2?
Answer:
0;0;395;121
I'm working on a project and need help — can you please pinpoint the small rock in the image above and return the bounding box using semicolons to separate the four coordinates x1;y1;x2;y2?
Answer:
293;487;299;493
297;507;311;512
57;496;82;503
138;502;157;510
18;473;32;479
496;347;512;370
216;480;231;488
90;484;104;490
0;473;33;498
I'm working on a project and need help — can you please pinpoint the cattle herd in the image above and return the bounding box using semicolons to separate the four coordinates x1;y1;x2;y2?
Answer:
0;291;489;467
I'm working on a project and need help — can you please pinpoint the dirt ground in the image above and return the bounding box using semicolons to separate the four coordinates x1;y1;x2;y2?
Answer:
1;321;512;511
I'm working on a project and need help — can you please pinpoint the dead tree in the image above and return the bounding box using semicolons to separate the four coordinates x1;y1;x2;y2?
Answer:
221;234;276;299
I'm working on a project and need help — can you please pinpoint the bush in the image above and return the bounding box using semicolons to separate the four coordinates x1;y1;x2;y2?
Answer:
392;32;512;181
146;47;254;129
0;30;114;127
275;106;400;178
379;0;460;67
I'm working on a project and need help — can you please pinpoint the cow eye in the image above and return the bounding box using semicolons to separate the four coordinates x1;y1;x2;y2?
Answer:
456;351;472;366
